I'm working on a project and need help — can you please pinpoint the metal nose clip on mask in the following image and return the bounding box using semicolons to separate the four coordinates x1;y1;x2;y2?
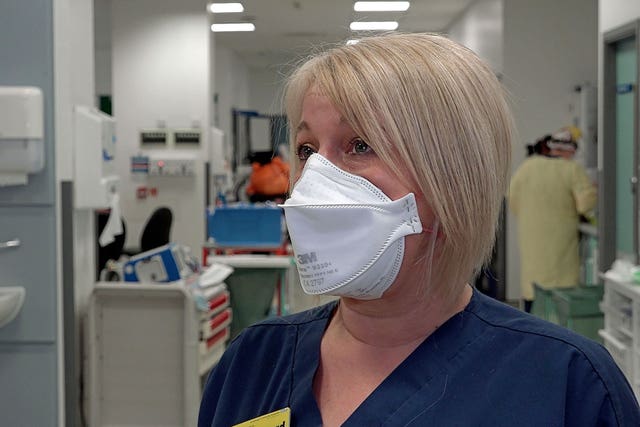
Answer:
280;154;423;300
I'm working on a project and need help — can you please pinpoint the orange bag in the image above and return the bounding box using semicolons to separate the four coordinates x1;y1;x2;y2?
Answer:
246;156;290;197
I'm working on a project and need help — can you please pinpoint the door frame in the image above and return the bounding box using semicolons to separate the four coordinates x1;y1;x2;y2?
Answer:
601;20;640;272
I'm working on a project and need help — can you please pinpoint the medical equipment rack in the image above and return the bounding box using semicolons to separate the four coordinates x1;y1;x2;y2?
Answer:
84;282;229;427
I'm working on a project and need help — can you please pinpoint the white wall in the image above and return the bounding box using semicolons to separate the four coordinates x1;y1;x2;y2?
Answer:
248;66;288;115
215;55;295;178
112;0;210;260
600;0;640;33
214;45;250;172
447;0;503;74
504;0;598;165
503;0;598;300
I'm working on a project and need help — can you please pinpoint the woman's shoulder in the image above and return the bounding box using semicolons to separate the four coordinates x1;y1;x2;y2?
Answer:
466;291;637;411
467;290;608;360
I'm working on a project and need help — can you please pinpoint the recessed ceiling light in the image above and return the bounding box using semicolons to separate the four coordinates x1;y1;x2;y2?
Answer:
354;1;410;12
208;3;244;13
349;21;398;31
211;23;255;32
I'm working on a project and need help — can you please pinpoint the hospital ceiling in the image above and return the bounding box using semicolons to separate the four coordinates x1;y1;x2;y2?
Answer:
94;0;477;69
211;0;476;68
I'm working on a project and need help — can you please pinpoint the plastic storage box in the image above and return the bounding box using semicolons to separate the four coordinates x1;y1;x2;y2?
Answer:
206;254;293;338
531;283;560;324
552;285;604;342
207;204;283;249
226;268;281;338
532;282;604;342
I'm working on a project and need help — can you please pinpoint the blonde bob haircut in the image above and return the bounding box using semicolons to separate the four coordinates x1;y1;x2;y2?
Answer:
285;33;514;298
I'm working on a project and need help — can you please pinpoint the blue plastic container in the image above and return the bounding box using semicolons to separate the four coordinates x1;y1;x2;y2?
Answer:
207;204;284;248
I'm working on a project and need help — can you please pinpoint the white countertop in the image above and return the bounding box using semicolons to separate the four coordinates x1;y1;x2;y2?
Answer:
207;254;293;269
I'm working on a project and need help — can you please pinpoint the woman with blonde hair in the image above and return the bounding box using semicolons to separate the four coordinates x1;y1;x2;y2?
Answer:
199;33;638;426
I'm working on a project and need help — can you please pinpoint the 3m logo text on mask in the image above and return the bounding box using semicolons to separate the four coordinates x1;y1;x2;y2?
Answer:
297;252;317;265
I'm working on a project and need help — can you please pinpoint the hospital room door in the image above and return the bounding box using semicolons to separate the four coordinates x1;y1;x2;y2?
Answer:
602;21;640;271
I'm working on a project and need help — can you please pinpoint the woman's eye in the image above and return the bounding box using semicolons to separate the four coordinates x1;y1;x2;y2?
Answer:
351;138;372;154
296;144;316;160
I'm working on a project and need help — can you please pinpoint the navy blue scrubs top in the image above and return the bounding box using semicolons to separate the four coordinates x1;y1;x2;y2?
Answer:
198;289;640;426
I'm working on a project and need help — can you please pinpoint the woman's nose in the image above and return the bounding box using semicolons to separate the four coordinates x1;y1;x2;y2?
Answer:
315;148;342;169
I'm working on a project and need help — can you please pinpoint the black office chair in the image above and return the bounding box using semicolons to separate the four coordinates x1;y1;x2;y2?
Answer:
139;206;173;253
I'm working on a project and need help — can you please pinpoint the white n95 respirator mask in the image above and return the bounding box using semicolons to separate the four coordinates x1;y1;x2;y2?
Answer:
280;154;423;300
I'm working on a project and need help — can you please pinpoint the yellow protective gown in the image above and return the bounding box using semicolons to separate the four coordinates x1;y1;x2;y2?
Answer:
508;155;597;300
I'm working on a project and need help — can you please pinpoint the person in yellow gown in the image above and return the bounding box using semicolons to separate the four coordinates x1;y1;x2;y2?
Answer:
509;126;597;312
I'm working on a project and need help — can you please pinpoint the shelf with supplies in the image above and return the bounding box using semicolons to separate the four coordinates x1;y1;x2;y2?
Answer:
84;280;231;427
599;272;640;400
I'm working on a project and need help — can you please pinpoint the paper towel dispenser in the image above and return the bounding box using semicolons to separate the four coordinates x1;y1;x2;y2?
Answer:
73;105;119;209
0;86;44;186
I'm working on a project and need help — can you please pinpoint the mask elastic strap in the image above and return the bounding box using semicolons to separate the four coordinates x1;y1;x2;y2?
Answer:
419;219;440;298
424;224;442;237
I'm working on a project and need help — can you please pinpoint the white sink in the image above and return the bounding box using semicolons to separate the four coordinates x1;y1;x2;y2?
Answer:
0;286;25;328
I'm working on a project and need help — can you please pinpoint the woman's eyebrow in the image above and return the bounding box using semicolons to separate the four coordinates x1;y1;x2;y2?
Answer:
296;121;309;132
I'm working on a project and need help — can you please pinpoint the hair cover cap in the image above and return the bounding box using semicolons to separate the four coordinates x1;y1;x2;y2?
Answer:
551;125;581;143
548;125;581;151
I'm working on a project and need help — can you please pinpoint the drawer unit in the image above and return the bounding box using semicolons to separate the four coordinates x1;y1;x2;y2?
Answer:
85;282;229;427
600;273;640;399
599;329;633;379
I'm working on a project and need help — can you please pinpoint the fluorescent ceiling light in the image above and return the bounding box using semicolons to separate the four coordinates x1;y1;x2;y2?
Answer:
211;23;255;32
346;39;360;45
208;3;244;13
354;1;410;12
350;21;398;31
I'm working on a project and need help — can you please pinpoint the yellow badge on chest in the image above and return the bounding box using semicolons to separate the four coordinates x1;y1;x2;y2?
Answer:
232;407;291;427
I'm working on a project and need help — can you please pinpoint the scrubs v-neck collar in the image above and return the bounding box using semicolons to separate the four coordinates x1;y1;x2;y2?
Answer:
290;291;478;426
